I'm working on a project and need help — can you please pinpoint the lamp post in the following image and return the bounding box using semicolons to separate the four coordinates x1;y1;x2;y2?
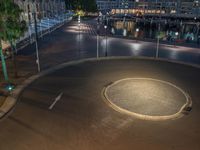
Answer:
135;28;139;42
97;18;100;58
78;15;81;58
156;23;161;58
174;32;179;47
156;0;162;59
33;5;41;72
104;25;108;57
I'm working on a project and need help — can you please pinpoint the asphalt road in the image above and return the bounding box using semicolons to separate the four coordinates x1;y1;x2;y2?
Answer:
0;58;200;150
16;19;200;68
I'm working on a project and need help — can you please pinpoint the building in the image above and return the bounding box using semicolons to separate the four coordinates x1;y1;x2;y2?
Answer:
96;0;200;17
96;0;135;13
14;0;66;23
2;0;66;51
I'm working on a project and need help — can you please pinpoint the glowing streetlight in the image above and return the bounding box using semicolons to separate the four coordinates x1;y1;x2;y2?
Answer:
135;28;139;42
33;8;41;72
97;19;100;58
174;32;179;47
104;25;107;29
104;25;108;57
78;15;81;58
78;15;81;24
156;2;162;59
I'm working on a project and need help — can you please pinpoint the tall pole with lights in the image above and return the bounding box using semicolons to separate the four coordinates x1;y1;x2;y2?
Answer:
156;0;162;59
174;32;179;47
104;25;108;57
135;28;139;42
78;15;81;58
97;17;100;58
104;13;109;57
33;3;41;72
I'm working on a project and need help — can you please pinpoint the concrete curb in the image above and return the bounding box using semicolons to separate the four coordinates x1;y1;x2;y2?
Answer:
0;56;199;120
103;78;192;121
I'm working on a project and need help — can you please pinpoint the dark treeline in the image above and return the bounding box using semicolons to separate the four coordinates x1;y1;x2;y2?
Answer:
65;0;97;12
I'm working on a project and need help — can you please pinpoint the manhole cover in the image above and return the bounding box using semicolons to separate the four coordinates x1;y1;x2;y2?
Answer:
103;78;192;121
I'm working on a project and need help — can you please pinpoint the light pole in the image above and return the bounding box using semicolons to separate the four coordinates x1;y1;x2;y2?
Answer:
156;23;161;58
174;32;179;47
33;6;41;72
156;0;162;59
78;15;81;58
97;19;100;58
104;25;108;57
135;28;139;42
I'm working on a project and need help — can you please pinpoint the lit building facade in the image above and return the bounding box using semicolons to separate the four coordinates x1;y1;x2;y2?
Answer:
96;0;135;12
2;0;66;51
96;0;200;17
14;0;66;23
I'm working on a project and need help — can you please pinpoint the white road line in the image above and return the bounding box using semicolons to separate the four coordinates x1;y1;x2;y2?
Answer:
49;92;63;110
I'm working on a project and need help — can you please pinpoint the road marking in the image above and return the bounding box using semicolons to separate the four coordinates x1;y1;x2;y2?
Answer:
49;92;63;110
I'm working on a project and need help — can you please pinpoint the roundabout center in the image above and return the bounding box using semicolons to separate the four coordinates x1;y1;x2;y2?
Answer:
104;78;192;121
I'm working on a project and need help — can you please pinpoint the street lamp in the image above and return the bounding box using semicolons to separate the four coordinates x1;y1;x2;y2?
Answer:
97;18;100;58
156;1;162;59
135;28;139;42
33;5;41;72
78;15;81;58
174;32;179;47
104;25;108;57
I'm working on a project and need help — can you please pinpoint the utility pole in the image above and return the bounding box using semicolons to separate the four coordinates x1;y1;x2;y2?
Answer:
97;19;100;58
156;0;162;59
104;25;108;57
33;4;41;72
78;15;81;58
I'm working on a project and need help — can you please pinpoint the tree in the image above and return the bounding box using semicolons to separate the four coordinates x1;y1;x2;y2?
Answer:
84;0;97;12
65;0;97;13
0;0;27;80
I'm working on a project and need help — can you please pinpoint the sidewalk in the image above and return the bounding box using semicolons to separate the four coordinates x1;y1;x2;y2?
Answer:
97;23;200;49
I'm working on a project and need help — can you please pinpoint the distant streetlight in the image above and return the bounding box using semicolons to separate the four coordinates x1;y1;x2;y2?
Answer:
135;28;139;42
174;32;179;47
156;2;162;59
33;10;41;72
97;18;100;58
78;15;81;24
78;15;81;58
104;25;108;57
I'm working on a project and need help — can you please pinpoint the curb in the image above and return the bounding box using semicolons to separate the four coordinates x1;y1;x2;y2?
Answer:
0;56;199;120
0;58;96;120
102;78;192;121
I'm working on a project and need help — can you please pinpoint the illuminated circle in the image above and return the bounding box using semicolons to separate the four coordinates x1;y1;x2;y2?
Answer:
103;78;192;121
